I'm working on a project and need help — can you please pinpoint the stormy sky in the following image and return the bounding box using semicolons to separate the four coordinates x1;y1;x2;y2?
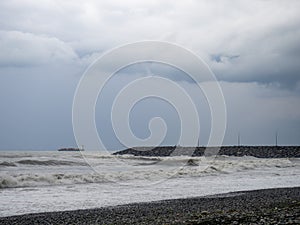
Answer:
0;0;300;150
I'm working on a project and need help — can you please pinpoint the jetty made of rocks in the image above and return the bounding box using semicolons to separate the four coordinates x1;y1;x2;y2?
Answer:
113;146;300;158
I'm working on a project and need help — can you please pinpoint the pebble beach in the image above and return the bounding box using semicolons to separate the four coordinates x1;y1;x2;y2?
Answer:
1;187;299;225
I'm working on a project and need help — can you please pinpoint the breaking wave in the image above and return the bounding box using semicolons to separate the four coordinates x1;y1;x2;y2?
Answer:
0;161;16;167
16;159;87;166
0;156;298;189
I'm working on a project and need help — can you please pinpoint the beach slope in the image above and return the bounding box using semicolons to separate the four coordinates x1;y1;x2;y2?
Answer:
1;187;299;225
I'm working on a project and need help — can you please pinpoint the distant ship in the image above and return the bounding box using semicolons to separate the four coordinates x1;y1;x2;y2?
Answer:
58;147;84;152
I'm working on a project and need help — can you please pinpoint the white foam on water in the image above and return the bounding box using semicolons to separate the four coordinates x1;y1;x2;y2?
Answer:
0;151;299;216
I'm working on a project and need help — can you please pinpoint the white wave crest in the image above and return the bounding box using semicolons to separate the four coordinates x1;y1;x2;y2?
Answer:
0;157;298;189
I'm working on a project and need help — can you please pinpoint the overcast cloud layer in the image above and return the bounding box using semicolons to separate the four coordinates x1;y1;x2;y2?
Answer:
0;0;300;150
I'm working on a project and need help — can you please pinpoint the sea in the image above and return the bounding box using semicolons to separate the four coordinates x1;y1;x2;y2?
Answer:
0;150;299;217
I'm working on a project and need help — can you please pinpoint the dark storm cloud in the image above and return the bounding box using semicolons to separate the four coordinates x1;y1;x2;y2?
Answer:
1;0;300;149
1;0;299;88
209;18;300;89
211;54;240;63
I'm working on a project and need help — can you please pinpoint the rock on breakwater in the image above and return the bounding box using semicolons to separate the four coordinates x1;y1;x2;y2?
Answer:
113;146;300;158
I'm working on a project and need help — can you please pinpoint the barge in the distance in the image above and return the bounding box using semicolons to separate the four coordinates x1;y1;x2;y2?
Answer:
58;147;84;152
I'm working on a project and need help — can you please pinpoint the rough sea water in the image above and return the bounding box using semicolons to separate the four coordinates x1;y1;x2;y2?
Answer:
0;151;299;217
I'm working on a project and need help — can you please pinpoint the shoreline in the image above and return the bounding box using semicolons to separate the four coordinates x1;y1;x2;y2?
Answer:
1;187;299;224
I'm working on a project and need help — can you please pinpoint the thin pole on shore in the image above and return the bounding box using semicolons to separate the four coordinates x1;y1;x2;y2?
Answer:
275;131;278;146
238;132;241;146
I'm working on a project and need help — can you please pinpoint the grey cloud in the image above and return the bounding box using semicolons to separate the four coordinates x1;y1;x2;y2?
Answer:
209;20;300;88
1;0;300;149
211;54;240;63
0;31;79;67
1;0;299;89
